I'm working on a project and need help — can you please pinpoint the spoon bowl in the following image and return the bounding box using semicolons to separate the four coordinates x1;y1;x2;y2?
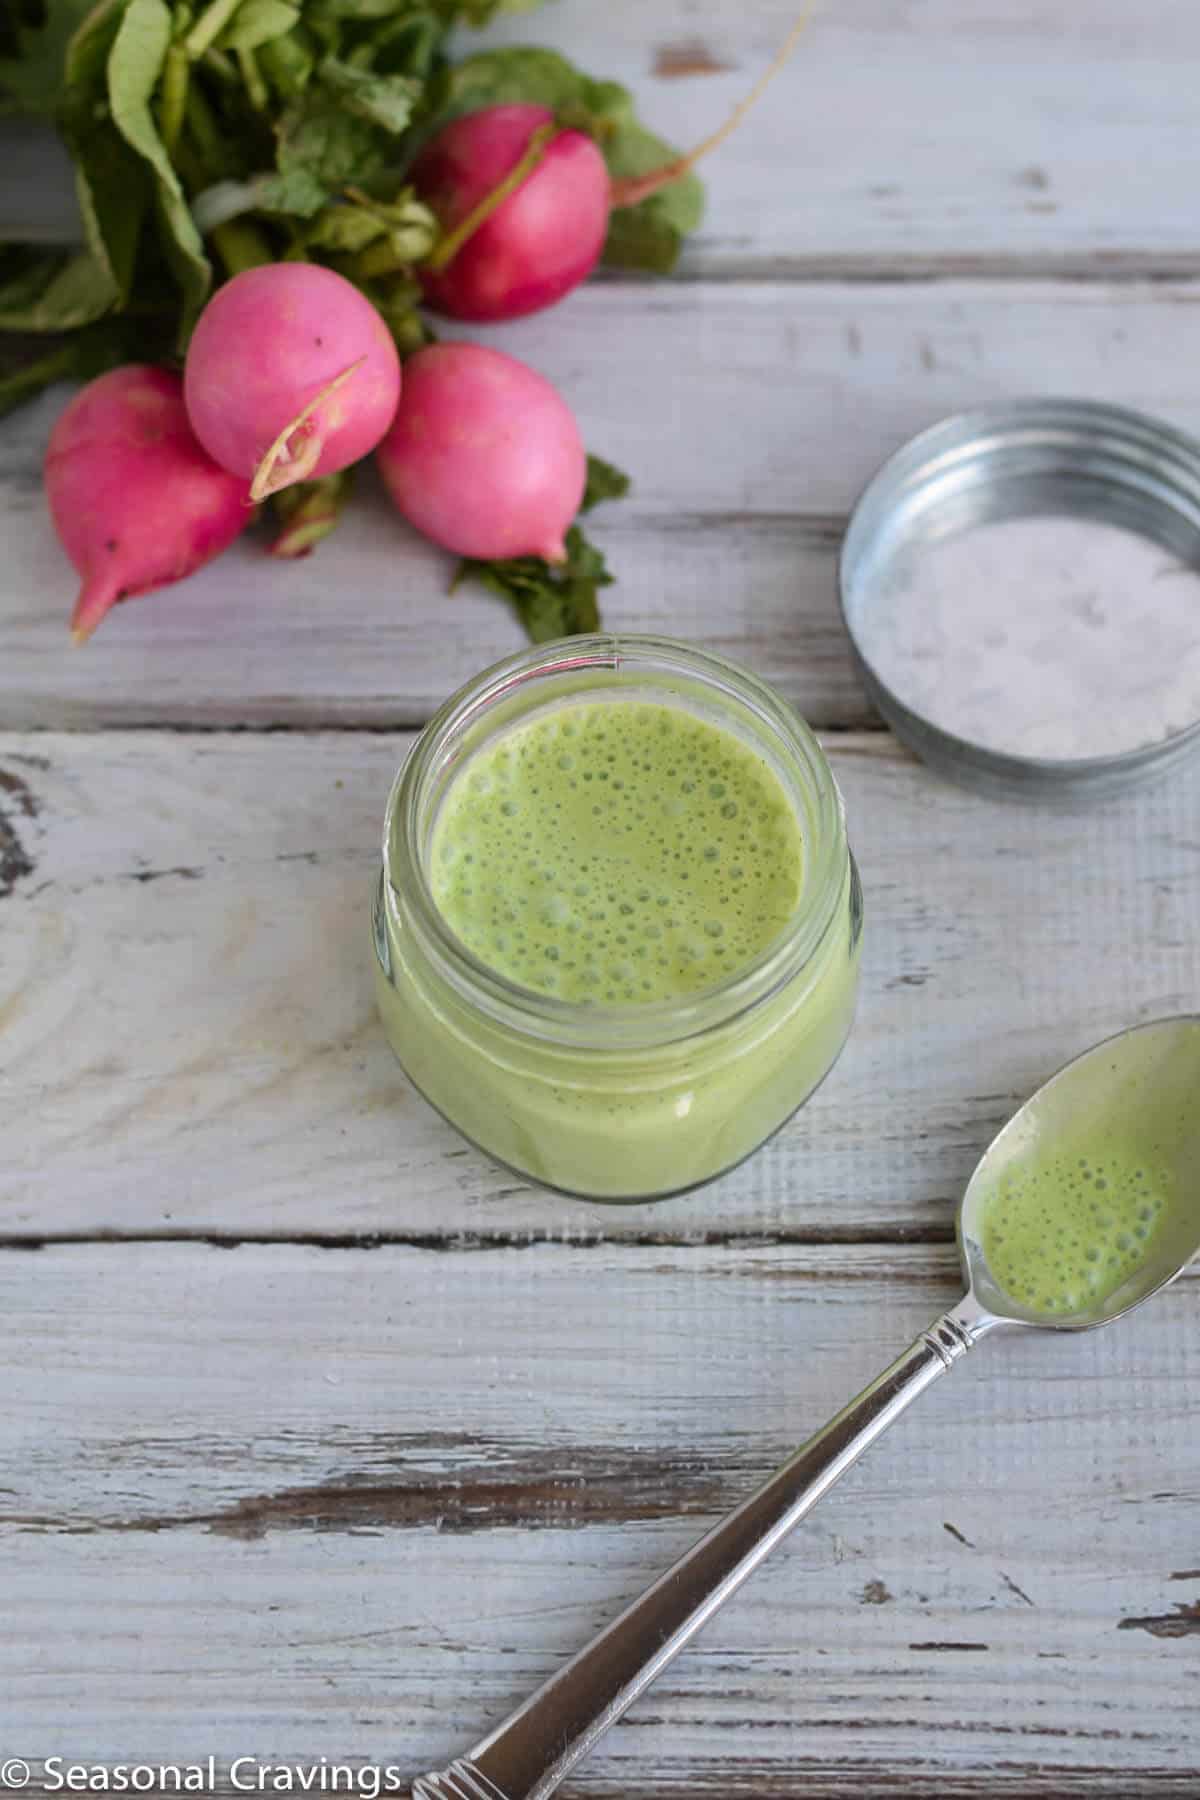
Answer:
960;1014;1200;1331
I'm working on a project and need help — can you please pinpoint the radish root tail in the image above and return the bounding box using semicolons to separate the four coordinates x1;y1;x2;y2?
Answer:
609;0;818;210
70;573;122;646
249;358;367;503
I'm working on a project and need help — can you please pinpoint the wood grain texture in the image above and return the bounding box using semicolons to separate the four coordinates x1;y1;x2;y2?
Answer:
3;730;1197;1240
3;1240;1198;1787
472;0;1200;277
6;0;1200;277
5;3;1200;1783
11;280;1200;728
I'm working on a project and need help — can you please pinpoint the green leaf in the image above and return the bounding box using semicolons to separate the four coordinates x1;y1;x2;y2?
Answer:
604;120;704;236
106;0;212;326
217;0;300;51
66;130;148;308
599;209;673;274
257;24;315;97
304;200;386;253
63;0;128;100
436;0;547;23
317;54;419;133
581;453;630;513
437;45;627;124
276;95;385;187
207;214;274;275
367;12;442;81
173;64;241;179
303;0;539;25
308;0;418;19
600;208;677;274
0;0;97;116
0;244;68;315
53;0;147;313
254;168;329;213
321;187;436;273
0;246;120;330
267;469;353;556
455;522;616;644
365;272;431;353
0;311;173;419
191;167;328;231
0;339;79;417
602;118;704;274
0;247;57;318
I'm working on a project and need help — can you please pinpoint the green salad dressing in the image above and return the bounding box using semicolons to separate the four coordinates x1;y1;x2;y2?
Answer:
430;700;804;1002
376;673;861;1201
980;1141;1176;1315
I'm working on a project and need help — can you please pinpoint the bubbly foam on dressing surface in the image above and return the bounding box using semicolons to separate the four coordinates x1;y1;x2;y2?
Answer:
981;1142;1176;1315
430;699;804;1003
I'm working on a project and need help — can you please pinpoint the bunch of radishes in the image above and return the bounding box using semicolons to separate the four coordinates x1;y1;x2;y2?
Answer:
45;97;649;642
45;10;806;642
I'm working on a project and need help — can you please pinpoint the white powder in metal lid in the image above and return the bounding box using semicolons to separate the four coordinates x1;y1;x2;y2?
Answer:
860;514;1200;761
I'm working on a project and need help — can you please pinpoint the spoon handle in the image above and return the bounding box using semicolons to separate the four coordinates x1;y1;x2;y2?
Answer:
413;1296;992;1800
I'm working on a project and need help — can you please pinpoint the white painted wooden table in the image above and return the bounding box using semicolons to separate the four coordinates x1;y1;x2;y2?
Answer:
3;3;1199;1793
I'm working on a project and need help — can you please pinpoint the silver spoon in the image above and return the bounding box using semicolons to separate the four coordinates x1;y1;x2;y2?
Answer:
413;1015;1200;1800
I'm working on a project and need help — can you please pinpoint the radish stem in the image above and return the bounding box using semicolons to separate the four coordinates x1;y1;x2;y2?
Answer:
237;44;269;111
425;120;560;272
201;47;239;84
610;1;816;210
268;473;352;558
211;218;274;275
159;43;190;159
184;0;242;59
183;81;225;171
342;234;420;280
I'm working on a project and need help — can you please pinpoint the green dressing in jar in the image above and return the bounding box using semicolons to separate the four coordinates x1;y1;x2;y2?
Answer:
430;700;803;1005
374;636;863;1202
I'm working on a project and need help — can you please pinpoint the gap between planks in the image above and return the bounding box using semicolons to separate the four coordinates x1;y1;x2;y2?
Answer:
607;254;1200;285
0;1222;957;1251
0;716;893;739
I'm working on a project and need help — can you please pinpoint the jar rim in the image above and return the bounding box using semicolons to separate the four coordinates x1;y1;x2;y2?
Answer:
381;634;849;1051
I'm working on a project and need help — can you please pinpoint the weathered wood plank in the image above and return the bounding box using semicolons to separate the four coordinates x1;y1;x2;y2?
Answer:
9;280;1200;728
8;0;1200;276
2;1241;1197;1785
473;0;1200;276
3;730;1196;1238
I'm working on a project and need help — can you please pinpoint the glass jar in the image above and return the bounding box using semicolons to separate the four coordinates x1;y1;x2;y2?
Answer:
373;635;863;1202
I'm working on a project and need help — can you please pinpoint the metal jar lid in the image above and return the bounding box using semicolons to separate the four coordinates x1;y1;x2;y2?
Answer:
838;399;1200;800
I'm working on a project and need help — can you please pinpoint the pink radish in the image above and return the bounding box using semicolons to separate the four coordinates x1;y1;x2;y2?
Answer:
376;343;585;562
415;12;813;323
184;264;401;503
45;365;250;644
414;104;609;322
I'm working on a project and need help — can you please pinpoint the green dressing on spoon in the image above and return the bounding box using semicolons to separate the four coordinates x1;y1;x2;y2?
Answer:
980;1140;1177;1316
